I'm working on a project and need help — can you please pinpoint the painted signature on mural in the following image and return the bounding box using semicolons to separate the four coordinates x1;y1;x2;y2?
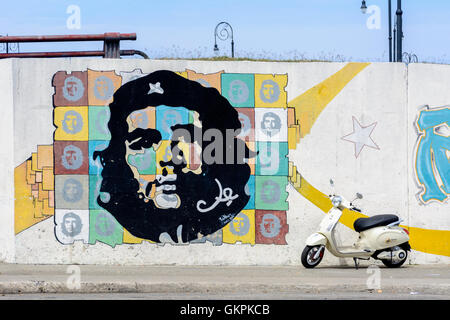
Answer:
197;179;239;213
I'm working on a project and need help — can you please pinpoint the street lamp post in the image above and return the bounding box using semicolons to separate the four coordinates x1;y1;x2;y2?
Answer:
395;0;403;62
388;0;393;62
214;22;234;58
360;1;367;14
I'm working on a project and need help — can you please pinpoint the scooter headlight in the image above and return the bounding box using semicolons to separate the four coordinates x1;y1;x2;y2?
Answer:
331;196;342;208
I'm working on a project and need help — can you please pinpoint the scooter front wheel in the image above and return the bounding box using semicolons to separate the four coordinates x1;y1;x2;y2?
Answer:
301;245;324;268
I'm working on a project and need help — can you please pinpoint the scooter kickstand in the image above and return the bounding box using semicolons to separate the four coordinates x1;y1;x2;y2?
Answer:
353;257;359;270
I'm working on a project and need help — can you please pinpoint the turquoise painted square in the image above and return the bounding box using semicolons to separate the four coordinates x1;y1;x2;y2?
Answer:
89;140;110;175
156;106;190;140
89;107;111;140
89;174;102;210
243;175;255;209
256;142;289;176
89;210;123;247
255;176;289;210
221;74;255;108
127;148;157;175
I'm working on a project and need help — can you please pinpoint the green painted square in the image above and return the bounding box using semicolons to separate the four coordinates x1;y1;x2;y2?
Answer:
221;73;255;108
256;142;289;176
255;176;289;210
89;106;111;140
89;210;123;247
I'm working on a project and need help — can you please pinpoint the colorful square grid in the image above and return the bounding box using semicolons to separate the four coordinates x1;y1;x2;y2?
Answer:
53;69;292;247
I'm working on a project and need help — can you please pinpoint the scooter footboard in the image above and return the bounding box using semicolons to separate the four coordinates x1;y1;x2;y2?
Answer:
305;233;328;246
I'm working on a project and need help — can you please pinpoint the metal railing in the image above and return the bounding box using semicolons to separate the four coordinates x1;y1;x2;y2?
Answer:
0;32;148;59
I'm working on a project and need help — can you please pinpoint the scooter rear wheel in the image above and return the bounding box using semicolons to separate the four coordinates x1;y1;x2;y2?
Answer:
381;246;408;268
301;245;324;268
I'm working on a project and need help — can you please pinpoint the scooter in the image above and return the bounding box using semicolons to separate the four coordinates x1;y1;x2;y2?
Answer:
301;179;411;269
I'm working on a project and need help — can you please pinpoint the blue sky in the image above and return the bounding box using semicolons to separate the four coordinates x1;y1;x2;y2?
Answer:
1;0;450;63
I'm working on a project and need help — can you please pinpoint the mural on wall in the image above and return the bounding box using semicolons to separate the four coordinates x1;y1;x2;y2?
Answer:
414;105;450;204
13;68;301;247
13;63;450;257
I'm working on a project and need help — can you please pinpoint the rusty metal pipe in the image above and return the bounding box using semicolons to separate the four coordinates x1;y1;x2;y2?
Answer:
0;49;148;59
0;33;136;43
0;51;106;58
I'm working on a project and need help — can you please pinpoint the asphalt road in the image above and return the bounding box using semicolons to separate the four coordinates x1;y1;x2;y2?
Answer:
1;263;449;299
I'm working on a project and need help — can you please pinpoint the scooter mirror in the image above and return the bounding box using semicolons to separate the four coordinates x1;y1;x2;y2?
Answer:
356;193;363;199
330;179;334;187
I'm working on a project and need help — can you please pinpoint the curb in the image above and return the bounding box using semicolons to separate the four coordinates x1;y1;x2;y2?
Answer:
1;281;449;295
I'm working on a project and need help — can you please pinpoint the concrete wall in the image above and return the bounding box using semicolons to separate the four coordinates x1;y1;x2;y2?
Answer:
0;60;15;263
3;58;449;265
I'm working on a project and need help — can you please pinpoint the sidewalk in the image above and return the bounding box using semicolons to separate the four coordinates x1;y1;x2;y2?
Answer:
0;263;449;296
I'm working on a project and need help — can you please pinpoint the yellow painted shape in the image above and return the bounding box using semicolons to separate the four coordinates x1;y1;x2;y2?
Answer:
291;171;450;257
123;228;155;244
42;167;54;191
288;127;297;149
31;153;38;171
407;227;450;257
42;199;54;216
34;200;43;218
54;106;89;141
176;71;188;79
26;160;35;185
223;210;255;245
255;74;288;108
123;228;144;244
37;182;48;202
289;63;370;138
15;162;50;234
287;107;296;126
37;145;53;170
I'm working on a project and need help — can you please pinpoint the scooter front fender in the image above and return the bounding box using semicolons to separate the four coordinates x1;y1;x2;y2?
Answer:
305;233;328;246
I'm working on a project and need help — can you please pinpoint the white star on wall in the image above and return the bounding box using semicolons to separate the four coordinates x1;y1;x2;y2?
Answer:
341;116;380;158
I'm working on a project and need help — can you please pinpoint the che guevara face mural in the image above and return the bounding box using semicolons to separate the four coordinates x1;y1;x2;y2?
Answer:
48;68;291;246
94;70;255;242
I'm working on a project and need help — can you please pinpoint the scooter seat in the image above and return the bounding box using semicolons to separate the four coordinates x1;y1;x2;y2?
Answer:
353;214;399;232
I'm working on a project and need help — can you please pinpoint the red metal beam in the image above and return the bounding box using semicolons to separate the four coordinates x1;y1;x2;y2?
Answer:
0;49;148;59
0;51;105;58
0;33;136;43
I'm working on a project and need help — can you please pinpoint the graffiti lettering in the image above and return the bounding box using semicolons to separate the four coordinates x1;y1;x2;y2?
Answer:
414;106;450;203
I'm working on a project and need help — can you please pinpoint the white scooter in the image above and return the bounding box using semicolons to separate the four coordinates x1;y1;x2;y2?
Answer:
301;179;410;269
